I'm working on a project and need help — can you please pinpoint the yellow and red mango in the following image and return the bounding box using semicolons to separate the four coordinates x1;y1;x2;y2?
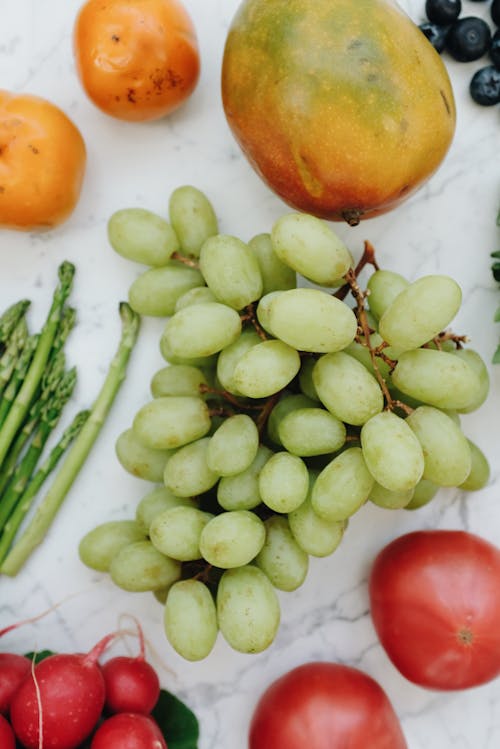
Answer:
221;0;456;225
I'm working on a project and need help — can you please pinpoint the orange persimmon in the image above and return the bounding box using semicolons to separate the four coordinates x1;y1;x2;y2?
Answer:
73;0;200;122
0;91;86;231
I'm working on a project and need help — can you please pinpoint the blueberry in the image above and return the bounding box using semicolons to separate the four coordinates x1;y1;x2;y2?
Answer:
492;0;500;28
491;29;500;68
469;65;500;105
419;22;450;52
446;17;492;61
425;0;461;25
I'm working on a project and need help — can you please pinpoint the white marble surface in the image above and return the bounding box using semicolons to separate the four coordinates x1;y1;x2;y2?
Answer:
0;0;499;747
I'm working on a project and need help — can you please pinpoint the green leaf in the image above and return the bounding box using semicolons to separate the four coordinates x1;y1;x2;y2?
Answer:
491;250;500;259
493;344;500;365
151;688;199;749
24;649;55;663
494;307;500;323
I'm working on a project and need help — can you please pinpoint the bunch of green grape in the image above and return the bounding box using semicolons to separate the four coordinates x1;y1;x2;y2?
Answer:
79;186;491;662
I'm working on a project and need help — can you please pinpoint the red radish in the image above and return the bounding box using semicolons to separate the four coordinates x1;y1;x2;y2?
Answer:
9;633;116;749
102;622;160;714
0;713;16;748
102;656;160;714
91;712;167;748
0;652;31;714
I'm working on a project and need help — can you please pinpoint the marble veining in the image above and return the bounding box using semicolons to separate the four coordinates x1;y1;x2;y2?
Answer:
0;1;499;747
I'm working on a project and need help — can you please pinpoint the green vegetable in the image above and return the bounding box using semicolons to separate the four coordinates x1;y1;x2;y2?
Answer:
0;410;89;564
1;303;140;576
0;261;75;466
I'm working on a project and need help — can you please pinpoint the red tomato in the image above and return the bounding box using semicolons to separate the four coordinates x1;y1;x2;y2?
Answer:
249;662;407;749
369;530;500;690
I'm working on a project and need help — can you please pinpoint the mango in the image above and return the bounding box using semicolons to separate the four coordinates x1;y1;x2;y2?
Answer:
221;0;456;225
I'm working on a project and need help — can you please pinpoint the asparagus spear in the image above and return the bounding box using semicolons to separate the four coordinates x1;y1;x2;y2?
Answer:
0;334;39;429
0;351;66;497
0;300;30;354
1;303;140;576
0;262;75;468
0;317;29;396
0;367;78;529
0;411;90;565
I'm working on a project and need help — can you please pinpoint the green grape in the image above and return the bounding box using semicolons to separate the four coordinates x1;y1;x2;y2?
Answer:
366;269;410;320
378;275;462;352
217;445;273;510
174;285;217;312
216;328;262;394
164;579;218;661
369;482;414;509
135;486;198;534
278;407;346;456
255;515;309;591
262;288;358;353
168;185;218;257
207;414;259;476
391;349;481;410
132;396;211;450
248;233;297;294
199;234;263;309
288;478;347;557
115;428;172;482
109;540;181;592
361;411;424;492
153;587;169;605
271;212;352;286
79;521;147;572
267;392;317;445
150;506;214;561
454;349;490;413
216;565;280;654
344;334;392;379
259;451;309;512
128;265;204;317
255;291;284;334
164;437;220;497
459;440;491;491
298;358;320;401
313;351;384;426
150;364;208;399
161;302;242;359
232;339;301;398
107;207;180;266
405;478;439;510
311;447;374;521
199;510;265;568
159;334;218;369
406;406;472;487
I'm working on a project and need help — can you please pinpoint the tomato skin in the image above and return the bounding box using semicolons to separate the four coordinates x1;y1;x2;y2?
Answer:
369;530;500;691
74;0;200;122
0;91;86;231
249;662;407;749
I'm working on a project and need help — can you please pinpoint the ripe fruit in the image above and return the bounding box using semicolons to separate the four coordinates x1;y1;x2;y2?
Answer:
425;0;461;25
0;91;86;231
74;0;200;122
446;17;492;61
469;65;500;105
221;0;456;225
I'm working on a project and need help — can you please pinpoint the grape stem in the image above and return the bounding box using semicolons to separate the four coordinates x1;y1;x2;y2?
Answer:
343;264;413;416
241;304;268;340
171;251;199;269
